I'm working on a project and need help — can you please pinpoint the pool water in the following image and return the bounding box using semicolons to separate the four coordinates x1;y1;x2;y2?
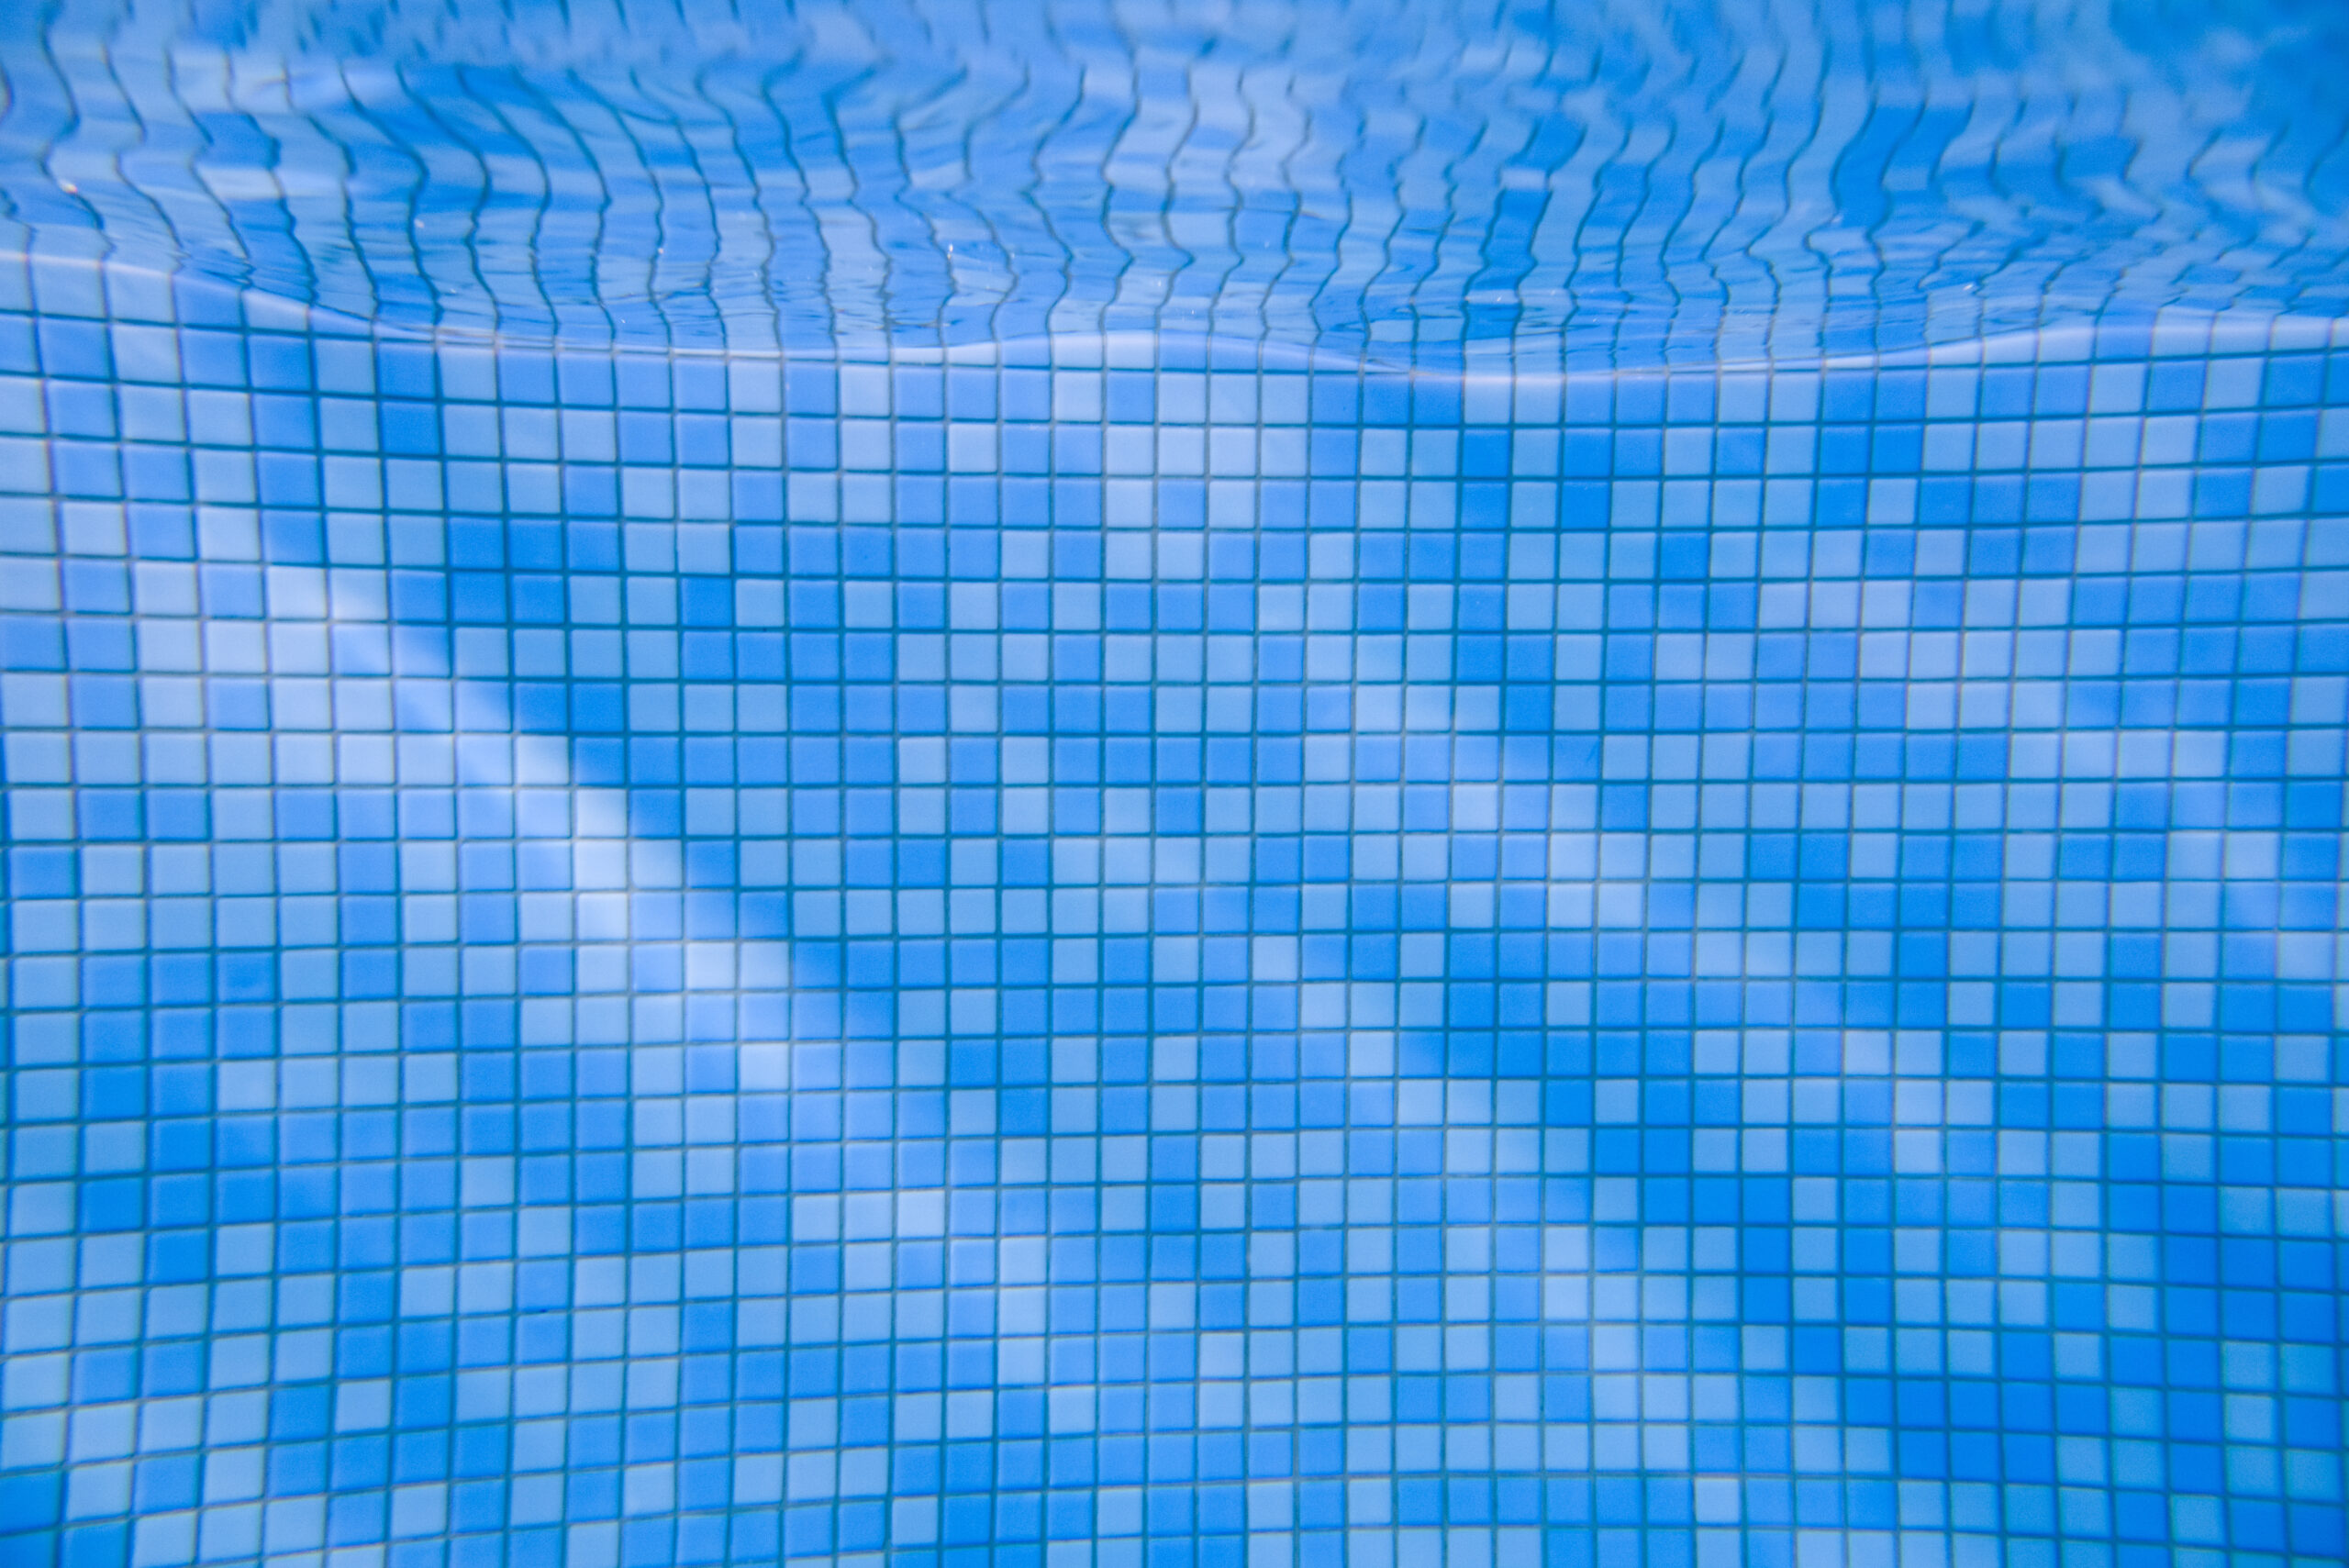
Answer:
2;3;2348;1568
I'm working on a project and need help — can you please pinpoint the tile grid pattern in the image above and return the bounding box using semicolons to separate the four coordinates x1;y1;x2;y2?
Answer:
0;256;2345;1568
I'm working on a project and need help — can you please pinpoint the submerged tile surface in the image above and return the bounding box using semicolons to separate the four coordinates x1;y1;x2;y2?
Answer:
1;4;2348;1568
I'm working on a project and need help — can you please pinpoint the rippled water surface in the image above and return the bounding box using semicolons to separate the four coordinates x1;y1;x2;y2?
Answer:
3;4;2349;1568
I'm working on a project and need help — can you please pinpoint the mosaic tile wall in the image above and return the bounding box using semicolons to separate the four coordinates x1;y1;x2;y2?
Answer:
0;246;2345;1568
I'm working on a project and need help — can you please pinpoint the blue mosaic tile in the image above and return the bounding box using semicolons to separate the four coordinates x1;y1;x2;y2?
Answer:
2;5;2349;1568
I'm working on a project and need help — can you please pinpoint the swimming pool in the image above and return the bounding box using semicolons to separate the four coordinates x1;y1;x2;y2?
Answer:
3;3;2348;1566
